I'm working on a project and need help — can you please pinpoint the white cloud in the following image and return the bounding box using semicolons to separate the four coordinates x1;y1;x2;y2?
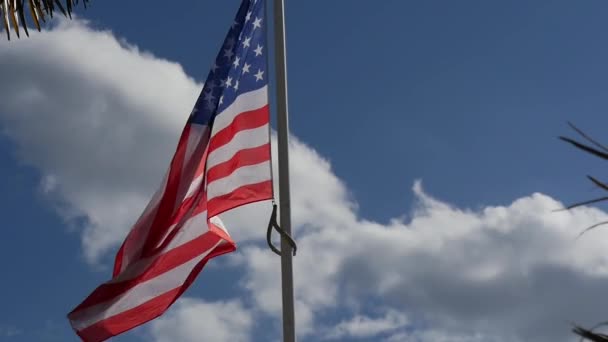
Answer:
325;310;409;340
234;171;608;341
333;186;608;342
387;330;498;342
3;19;608;342
0;19;201;263
149;298;253;342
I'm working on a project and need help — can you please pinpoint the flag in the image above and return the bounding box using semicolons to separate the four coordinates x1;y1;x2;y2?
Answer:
68;0;272;340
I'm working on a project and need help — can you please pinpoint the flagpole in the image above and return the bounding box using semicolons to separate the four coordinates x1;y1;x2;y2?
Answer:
272;0;296;341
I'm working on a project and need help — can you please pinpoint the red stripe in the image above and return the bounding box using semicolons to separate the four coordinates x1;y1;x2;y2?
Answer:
75;287;182;342
114;126;193;276
206;144;271;183
72;237;236;342
70;211;217;312
174;131;210;213
137;194;209;260
209;223;234;245
164;183;208;235
113;243;126;278
207;180;273;218
141;126;192;254
192;156;208;185
108;178;208;300
113;178;167;277
207;105;269;155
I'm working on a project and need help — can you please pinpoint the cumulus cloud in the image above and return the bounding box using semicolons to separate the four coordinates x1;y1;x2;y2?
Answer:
0;19;201;263
229;150;608;341
237;180;608;341
149;298;253;342
325;310;409;340
3;19;608;342
387;330;496;342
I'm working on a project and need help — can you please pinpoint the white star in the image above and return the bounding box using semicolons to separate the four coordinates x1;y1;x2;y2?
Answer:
245;11;252;22
204;91;216;102
224;48;234;59
254;44;263;56
255;69;264;82
204;81;215;91
233;57;240;68
242;63;251;74
242;36;251;48
226;76;233;87
219;95;224;105
234;80;240;91
253;17;262;30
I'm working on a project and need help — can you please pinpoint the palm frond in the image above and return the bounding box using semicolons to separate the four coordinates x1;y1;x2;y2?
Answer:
560;124;608;225
588;175;608;192
558;196;608;212
573;323;608;342
567;121;608;153
559;136;608;161
0;0;89;40
562;124;608;341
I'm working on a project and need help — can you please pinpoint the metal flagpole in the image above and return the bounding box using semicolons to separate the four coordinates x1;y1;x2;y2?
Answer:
272;0;296;341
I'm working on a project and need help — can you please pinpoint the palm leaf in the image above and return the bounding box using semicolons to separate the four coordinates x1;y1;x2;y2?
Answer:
1;0;89;40
588;175;608;192
560;196;608;211
573;323;608;342
561;124;608;341
568;121;608;153
576;220;608;239
559;136;608;161
559;125;608;238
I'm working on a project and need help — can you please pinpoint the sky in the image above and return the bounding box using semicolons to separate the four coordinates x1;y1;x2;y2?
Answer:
1;0;608;341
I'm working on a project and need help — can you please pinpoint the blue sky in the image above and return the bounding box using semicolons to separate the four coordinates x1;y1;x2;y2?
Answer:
1;1;608;341
81;0;608;215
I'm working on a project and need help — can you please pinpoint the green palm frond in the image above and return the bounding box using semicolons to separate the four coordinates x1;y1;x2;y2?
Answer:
0;0;89;40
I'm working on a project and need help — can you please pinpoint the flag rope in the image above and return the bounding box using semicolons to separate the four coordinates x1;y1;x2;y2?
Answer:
266;203;297;256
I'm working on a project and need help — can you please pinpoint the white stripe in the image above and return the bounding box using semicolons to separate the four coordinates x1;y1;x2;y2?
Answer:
207;124;270;169
121;126;208;272
183;124;208;165
175;125;210;211
108;211;210;284
211;86;268;137
209;216;231;237
119;170;169;273
71;243;220;331
186;124;269;201
206;161;271;200
185;175;204;199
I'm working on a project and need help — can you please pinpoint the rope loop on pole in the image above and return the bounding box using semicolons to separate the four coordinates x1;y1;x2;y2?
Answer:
266;203;297;256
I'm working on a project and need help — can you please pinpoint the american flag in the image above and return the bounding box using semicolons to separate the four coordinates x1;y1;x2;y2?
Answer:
67;0;272;340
